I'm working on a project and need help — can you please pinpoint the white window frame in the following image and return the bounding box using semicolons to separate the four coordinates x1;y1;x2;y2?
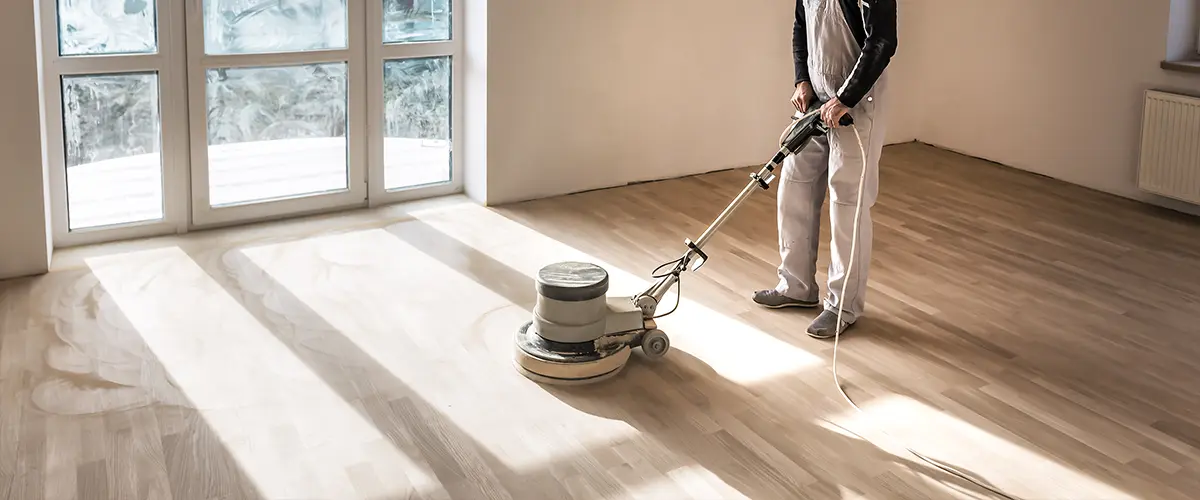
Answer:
184;0;370;229
38;0;190;248
366;0;464;207
39;0;464;247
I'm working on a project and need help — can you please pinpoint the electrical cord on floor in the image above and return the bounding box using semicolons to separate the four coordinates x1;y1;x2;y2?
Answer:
836;124;1021;500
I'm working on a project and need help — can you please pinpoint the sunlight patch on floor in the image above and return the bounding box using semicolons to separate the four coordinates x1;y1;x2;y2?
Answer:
85;247;443;499
824;394;1138;500
659;465;751;499
409;203;825;384
237;228;643;472
600;464;753;499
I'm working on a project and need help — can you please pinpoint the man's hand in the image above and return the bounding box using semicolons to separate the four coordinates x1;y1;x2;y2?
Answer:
819;98;851;128
791;82;815;112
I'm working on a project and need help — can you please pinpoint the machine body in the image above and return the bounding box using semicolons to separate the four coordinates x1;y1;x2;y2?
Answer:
514;103;853;385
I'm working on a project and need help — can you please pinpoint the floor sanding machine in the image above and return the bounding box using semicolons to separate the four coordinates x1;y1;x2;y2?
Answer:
513;101;854;385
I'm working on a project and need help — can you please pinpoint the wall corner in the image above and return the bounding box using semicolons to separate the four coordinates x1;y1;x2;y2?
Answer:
462;0;488;206
0;0;53;281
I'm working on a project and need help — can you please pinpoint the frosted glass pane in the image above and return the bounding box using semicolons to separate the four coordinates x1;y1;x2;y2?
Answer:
206;63;349;206
383;0;450;44
383;57;451;190
62;73;164;229
57;0;158;56
204;0;348;55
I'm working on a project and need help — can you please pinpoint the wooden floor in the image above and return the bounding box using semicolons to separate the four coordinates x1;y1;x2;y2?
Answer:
4;142;1200;499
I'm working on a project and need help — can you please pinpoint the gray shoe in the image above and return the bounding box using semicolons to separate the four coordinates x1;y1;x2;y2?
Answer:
807;309;853;339
752;289;819;309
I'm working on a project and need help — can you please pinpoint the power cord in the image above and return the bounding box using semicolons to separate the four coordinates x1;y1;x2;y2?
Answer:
837;124;1021;500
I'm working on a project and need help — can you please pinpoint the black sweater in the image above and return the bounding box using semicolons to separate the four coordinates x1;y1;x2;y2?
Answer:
793;0;898;108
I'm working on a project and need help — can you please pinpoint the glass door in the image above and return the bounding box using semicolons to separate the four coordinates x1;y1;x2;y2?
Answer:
366;0;461;206
185;0;368;227
41;0;464;246
40;0;189;247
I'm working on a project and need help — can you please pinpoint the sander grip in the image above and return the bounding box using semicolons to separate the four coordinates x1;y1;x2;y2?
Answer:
803;98;855;127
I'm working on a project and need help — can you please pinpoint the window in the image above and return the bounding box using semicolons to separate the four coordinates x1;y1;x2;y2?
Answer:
369;0;461;206
1162;0;1200;68
39;0;463;246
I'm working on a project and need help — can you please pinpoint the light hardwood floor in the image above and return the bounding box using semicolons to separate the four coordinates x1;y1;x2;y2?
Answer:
3;142;1200;499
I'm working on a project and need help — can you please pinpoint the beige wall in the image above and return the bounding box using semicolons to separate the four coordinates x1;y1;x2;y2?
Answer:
911;0;1200;213
470;0;921;205
0;0;52;280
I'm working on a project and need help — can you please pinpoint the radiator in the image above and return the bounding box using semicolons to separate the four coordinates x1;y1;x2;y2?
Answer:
1137;90;1200;204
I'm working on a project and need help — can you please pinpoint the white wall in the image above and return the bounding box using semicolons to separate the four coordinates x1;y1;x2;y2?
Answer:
882;0;923;146
470;0;921;205
910;0;1200;213
462;0;488;205
0;0;52;280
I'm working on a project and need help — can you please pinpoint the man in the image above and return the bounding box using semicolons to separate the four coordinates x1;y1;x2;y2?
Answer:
753;0;898;339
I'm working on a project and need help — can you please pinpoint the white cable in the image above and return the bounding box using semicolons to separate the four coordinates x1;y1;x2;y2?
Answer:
833;124;1020;500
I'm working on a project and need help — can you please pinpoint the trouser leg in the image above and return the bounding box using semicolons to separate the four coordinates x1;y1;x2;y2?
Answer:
823;113;883;323
825;193;873;322
776;135;830;302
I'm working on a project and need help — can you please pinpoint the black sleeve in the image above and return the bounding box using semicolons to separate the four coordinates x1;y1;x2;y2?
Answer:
837;0;898;108
793;0;809;87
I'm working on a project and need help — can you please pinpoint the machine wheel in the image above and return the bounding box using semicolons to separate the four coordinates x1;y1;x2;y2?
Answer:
641;329;670;359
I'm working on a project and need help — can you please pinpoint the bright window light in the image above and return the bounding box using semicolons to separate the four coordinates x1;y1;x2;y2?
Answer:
84;247;443;499
238;229;642;473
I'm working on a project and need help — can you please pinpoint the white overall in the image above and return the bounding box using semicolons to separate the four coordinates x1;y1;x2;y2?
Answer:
776;0;888;323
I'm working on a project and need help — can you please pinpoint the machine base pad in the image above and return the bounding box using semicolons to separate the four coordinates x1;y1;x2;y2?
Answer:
513;321;631;385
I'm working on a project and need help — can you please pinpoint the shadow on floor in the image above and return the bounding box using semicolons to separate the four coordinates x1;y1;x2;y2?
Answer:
7;269;265;500
383;219;539;311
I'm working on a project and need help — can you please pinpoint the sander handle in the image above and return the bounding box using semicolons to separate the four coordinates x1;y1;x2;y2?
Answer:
779;99;853;153
795;98;855;127
635;101;854;318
